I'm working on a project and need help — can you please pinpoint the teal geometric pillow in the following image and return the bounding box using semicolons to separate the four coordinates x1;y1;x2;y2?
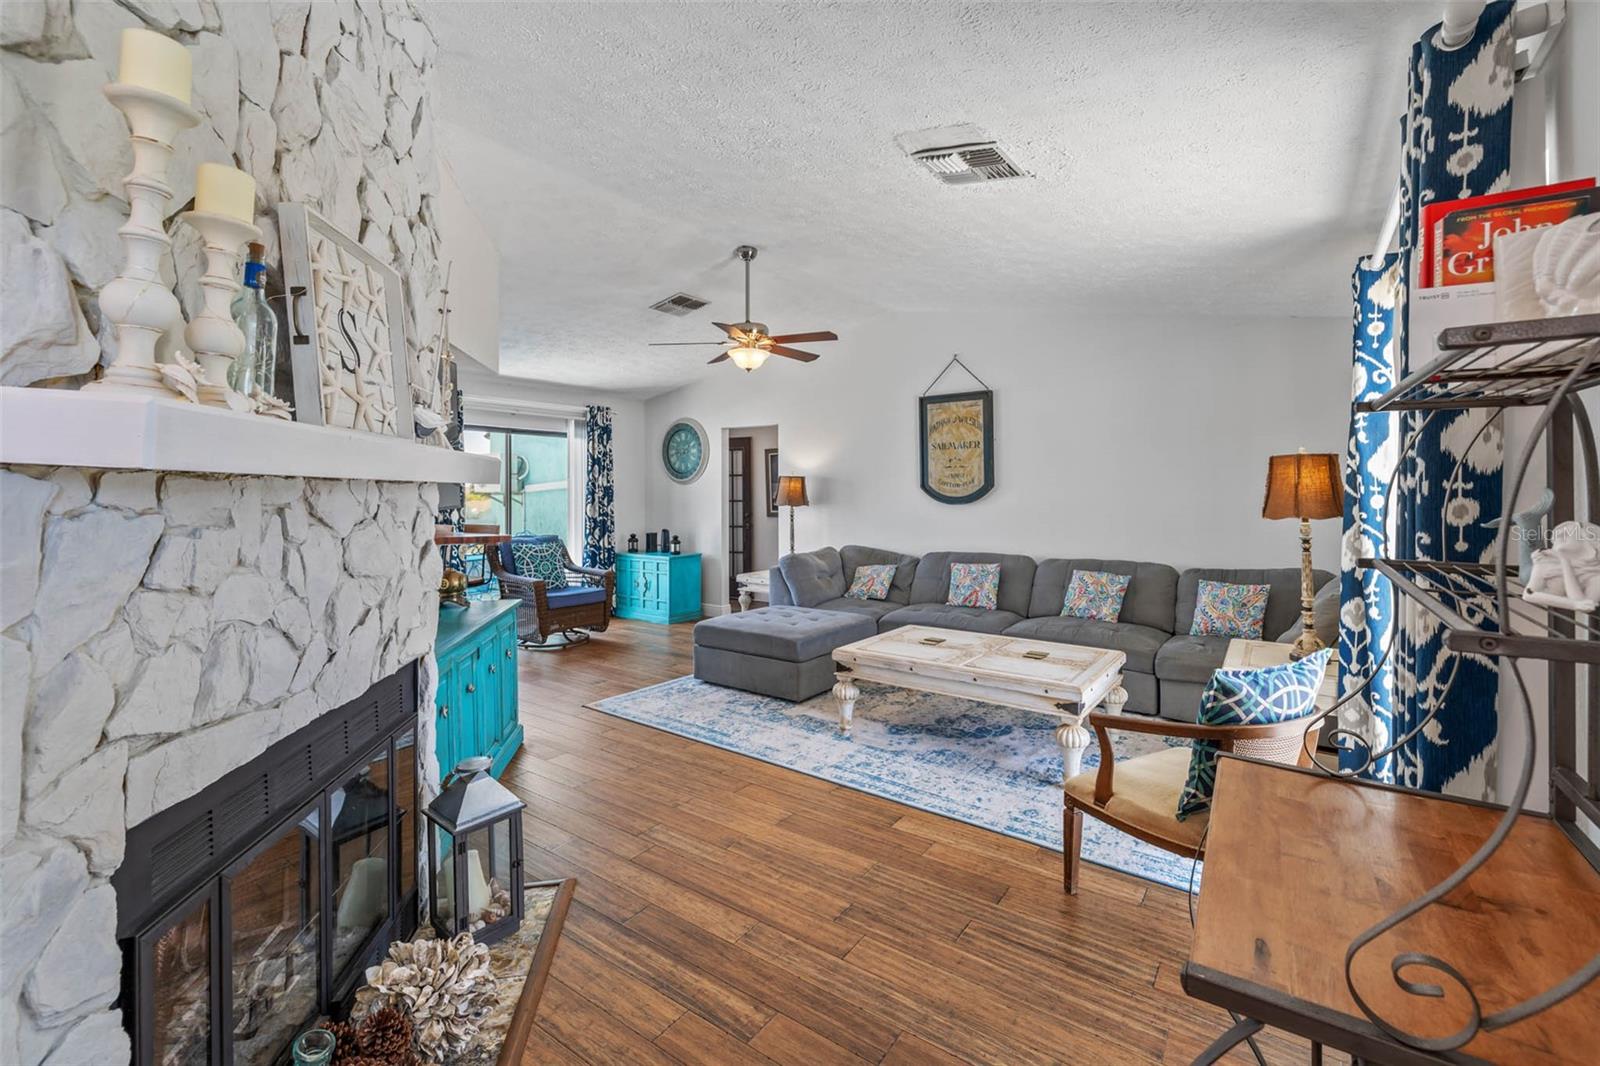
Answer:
1061;570;1130;621
846;564;896;601
510;538;568;589
1175;648;1330;821
1189;579;1270;638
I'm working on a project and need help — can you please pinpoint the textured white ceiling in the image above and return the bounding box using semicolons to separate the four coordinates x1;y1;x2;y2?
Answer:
432;1;1425;396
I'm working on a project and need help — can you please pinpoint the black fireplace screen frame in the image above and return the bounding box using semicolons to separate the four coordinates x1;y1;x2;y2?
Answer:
115;664;421;1066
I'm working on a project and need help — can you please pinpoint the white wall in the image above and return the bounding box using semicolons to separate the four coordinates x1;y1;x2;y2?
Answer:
644;311;1350;608
456;362;647;550
436;159;502;372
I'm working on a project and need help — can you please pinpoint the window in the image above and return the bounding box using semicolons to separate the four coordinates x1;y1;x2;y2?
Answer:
462;426;575;541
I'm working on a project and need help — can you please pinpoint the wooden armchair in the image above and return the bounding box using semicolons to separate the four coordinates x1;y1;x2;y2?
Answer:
489;535;614;649
1061;711;1320;893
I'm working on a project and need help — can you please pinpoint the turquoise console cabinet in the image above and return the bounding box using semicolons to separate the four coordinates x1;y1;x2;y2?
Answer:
614;552;702;623
434;599;523;778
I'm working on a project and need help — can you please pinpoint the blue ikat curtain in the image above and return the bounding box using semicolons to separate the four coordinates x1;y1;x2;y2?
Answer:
1340;2;1512;794
583;406;616;570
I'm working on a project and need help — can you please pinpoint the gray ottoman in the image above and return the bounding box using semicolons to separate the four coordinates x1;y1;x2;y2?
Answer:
693;606;877;701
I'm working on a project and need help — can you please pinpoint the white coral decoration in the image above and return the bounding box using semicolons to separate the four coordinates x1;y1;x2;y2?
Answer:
363;932;496;1063
252;388;293;420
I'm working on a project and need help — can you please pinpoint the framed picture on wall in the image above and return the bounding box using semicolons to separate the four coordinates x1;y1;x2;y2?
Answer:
277;203;414;435
919;389;994;504
765;448;779;516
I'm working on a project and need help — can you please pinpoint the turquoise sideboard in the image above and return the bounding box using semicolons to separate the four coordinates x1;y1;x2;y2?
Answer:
434;599;523;778
614;552;702;623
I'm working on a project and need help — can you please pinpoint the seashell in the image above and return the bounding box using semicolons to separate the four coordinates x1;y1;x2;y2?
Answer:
1534;214;1600;315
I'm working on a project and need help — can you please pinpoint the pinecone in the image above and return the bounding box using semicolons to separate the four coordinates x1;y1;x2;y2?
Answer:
329;1007;419;1066
361;1008;419;1066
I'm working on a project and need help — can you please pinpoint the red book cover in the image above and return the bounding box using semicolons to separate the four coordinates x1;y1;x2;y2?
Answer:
1418;177;1594;287
1435;189;1598;286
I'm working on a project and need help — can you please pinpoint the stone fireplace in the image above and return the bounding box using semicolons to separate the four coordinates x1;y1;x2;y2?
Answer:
0;3;480;1061
0;469;444;1065
115;663;420;1066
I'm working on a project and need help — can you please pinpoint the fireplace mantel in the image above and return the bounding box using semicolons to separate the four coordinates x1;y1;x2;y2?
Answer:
0;386;499;483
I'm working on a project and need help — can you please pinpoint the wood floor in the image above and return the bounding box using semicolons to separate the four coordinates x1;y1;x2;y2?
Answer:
507;618;1335;1065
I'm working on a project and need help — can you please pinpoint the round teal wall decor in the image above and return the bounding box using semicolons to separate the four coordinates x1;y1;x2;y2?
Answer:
662;419;708;483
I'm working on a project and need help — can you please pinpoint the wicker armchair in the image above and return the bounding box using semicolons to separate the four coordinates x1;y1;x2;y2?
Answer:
489;535;614;649
1061;710;1320;893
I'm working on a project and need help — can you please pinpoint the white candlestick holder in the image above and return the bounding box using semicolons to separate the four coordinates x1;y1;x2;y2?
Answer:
179;211;260;409
88;83;201;395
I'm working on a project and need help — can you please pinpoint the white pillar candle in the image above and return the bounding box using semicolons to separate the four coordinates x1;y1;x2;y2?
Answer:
116;28;191;105
194;163;255;223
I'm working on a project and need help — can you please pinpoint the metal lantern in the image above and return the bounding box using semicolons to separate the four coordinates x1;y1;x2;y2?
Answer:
423;757;525;945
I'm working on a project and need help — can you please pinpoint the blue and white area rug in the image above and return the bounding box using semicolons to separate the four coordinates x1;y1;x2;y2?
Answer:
588;677;1200;892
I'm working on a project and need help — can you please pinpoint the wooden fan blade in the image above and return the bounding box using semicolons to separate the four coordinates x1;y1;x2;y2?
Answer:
767;345;820;362
708;351;731;364
712;322;750;341
766;330;837;344
649;342;731;346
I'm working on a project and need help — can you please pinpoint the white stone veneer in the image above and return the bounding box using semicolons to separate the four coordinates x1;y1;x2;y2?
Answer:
1;5;454;1058
0;468;442;1065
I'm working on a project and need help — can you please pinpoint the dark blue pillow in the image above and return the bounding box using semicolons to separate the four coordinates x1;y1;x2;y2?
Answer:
1176;649;1330;821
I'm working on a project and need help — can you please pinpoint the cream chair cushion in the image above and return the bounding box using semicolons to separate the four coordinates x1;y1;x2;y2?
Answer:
1063;746;1208;852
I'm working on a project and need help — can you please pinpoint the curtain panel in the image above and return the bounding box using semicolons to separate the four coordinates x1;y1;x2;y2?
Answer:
1341;1;1513;794
583;406;617;571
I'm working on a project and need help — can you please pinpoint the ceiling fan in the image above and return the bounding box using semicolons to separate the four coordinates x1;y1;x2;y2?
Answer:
649;245;837;371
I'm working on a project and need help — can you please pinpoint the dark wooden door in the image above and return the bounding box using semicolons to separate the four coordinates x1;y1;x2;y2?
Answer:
728;436;753;600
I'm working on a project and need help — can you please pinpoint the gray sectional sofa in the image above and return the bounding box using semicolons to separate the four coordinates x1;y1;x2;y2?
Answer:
766;545;1332;721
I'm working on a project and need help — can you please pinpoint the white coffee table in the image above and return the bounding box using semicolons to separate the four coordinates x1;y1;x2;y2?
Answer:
830;625;1127;781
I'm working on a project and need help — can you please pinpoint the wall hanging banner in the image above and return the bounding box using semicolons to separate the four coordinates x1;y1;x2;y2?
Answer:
919;356;994;504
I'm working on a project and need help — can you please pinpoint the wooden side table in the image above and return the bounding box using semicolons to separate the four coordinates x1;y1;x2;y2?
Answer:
1183;757;1600;1065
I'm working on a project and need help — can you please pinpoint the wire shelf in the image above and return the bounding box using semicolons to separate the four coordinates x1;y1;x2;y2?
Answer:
1356;314;1600;413
1358;557;1600;665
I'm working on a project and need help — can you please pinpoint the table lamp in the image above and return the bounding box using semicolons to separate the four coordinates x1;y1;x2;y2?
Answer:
1262;450;1342;659
774;475;809;557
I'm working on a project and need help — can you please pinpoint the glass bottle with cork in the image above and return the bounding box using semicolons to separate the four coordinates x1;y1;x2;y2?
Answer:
230;241;278;400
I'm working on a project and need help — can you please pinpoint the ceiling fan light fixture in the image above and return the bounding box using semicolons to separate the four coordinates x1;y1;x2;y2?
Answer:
728;345;769;372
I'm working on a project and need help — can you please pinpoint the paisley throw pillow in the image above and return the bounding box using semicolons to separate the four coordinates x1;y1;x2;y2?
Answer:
946;562;1000;610
846;564;896;601
1061;570;1130;622
1190;579;1270;639
1176;649;1331;820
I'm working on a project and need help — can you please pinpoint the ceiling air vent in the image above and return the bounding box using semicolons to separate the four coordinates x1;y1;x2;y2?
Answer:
911;142;1025;185
650;292;709;316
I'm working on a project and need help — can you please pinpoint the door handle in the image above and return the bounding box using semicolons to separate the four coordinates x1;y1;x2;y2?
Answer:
441;704;449;718
489;665;496;674
466;683;476;694
505;648;513;659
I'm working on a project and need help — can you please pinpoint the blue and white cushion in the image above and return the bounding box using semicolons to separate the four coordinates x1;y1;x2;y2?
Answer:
1189;579;1270;639
946;562;1000;610
846;564;896;601
1176;649;1331;820
1061;570;1130;622
510;537;569;589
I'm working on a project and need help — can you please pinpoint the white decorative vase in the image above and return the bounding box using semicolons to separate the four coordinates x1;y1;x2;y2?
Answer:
89;83;201;395
179;211;261;409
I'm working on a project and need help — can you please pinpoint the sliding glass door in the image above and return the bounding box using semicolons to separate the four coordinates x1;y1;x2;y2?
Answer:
462;426;574;540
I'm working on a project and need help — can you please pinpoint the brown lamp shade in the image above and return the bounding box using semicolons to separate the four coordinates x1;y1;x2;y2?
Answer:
774;475;810;508
1262;453;1342;520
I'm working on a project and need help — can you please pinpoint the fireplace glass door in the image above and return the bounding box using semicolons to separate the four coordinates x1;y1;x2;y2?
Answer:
142;885;216;1065
224;801;320;1066
329;743;392;978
